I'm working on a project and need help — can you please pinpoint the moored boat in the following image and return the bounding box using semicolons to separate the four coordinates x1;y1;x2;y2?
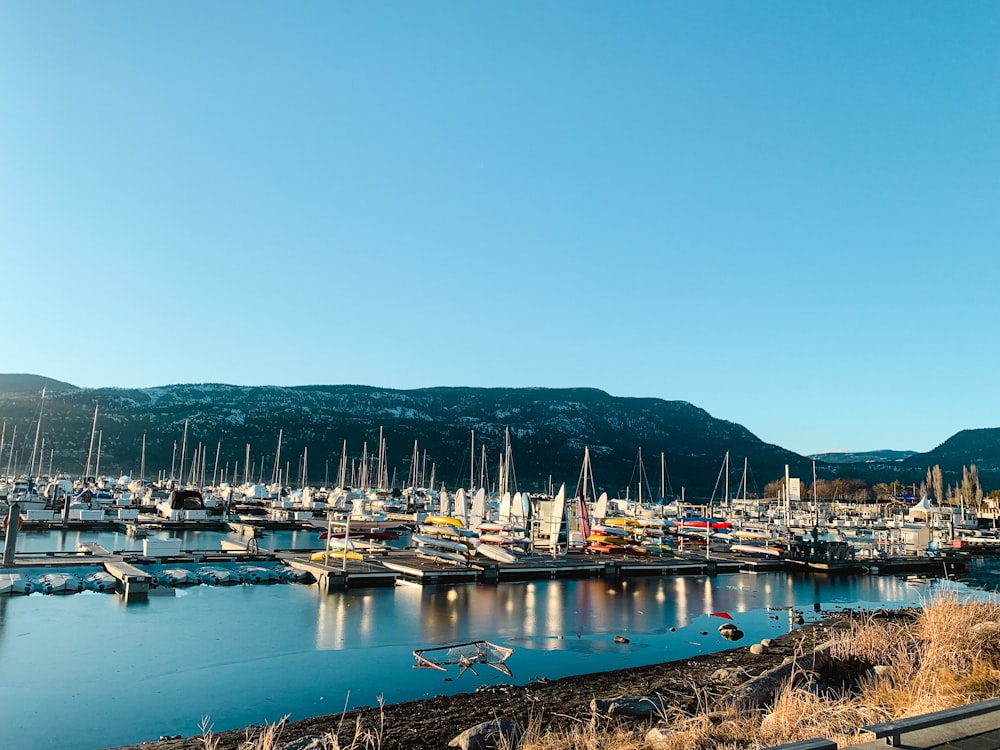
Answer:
474;543;517;563
35;572;85;594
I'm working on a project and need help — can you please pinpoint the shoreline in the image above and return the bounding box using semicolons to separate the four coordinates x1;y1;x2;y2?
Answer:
106;618;837;750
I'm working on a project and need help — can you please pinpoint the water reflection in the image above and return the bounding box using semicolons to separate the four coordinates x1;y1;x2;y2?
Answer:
308;571;938;663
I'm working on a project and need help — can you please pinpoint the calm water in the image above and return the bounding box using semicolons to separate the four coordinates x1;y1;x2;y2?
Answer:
1;529;996;750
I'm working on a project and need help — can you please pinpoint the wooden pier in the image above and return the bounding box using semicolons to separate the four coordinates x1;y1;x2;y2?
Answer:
381;552;481;584
103;560;151;601
283;556;399;591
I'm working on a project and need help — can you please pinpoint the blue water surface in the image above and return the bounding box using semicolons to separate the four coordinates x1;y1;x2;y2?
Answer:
0;529;995;750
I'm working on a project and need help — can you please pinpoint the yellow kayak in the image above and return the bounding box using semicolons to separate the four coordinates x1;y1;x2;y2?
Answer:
311;550;363;562
586;533;628;545
425;515;464;528
602;517;637;529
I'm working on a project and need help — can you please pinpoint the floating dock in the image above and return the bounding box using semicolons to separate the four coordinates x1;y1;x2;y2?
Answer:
103;560;151;601
284;557;399;591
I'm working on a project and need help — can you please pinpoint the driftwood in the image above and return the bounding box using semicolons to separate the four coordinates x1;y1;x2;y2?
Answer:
448;718;524;750
590;695;670;718
724;641;836;709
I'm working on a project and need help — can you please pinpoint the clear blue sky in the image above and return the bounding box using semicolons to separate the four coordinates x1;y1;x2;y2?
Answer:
2;2;997;457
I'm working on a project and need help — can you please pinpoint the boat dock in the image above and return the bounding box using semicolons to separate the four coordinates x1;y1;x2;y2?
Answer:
360;551;741;585
285;556;399;591
0;518;978;595
103;560;152;600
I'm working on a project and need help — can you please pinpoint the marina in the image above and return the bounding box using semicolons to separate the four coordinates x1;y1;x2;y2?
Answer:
0;477;993;750
0;506;994;750
3;545;994;750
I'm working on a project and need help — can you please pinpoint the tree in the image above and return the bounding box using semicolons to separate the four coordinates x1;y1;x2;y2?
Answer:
872;483;895;500
932;465;944;505
960;464;983;510
764;478;785;499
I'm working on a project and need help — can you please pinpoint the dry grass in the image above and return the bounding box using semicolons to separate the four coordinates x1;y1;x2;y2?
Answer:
198;696;386;750
519;592;1000;750
197;595;1000;750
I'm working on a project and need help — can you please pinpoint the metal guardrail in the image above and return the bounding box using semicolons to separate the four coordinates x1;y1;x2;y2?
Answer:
862;696;1000;746
764;740;837;750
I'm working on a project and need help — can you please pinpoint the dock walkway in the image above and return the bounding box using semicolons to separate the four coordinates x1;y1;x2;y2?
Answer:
766;696;1000;750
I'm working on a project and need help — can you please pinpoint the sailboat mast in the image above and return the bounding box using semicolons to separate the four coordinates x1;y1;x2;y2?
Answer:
272;429;283;486
813;459;819;528
660;452;665;502
94;430;102;480
470;430;475;491
178;419;189;488
504;427;511;494
4;425;15;479
27;388;45;482
140;434;147;482
84;404;98;480
376;426;384;491
724;450;730;508
479;445;487;491
634;447;640;508
212;441;221;487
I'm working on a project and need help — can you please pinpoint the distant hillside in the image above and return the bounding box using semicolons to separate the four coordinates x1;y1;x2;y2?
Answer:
1;375;997;495
0;374;79;395
0;378;805;498
810;450;917;464
809;431;1000;490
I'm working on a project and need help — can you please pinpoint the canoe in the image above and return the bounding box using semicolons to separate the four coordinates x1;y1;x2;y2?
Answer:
589;525;629;537
602;517;637;528
730;543;784;557
412;534;472;554
587;533;628;545
672;518;732;530
477;533;530;546
420;524;478;538
415;546;469;565
425;515;464;528
476;522;524;534
475;543;517;564
585;543;617;554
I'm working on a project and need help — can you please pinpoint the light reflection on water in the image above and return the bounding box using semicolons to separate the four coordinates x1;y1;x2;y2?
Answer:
0;529;995;750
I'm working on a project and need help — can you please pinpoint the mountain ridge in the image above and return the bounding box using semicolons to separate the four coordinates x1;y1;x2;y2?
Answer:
0;374;996;496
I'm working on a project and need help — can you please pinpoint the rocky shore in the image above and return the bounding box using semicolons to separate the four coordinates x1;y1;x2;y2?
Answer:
108;618;838;750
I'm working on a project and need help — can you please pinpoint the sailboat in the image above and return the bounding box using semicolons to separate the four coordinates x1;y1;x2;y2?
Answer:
13;388;48;514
